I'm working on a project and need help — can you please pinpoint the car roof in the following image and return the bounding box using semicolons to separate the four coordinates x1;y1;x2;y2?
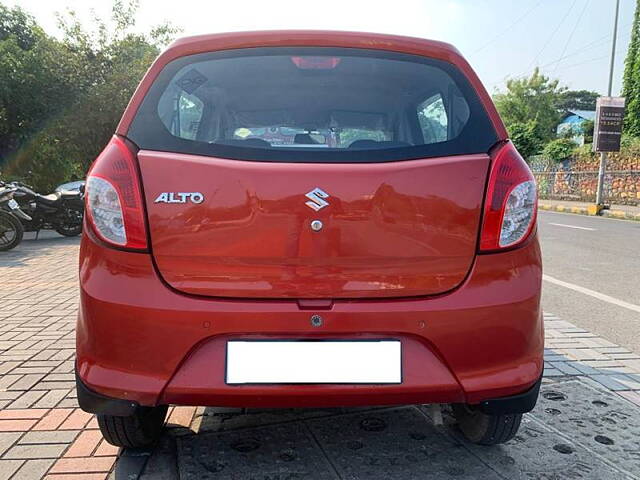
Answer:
166;30;462;61
116;30;507;140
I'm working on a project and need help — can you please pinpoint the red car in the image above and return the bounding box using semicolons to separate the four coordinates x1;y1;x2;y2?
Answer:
76;31;542;448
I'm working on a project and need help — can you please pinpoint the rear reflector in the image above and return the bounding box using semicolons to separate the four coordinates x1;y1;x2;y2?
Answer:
85;136;148;250
480;142;537;251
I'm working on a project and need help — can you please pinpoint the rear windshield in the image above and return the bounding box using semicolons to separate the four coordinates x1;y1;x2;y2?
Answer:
128;47;498;163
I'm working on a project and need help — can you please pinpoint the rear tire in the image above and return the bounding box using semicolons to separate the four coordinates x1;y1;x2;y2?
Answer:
97;405;168;448
0;211;24;251
451;404;522;445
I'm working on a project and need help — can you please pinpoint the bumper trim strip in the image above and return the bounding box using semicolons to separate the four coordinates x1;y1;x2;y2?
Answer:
76;367;139;417
477;373;543;414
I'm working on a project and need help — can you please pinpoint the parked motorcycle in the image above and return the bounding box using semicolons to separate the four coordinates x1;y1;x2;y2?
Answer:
9;181;84;237
0;183;31;251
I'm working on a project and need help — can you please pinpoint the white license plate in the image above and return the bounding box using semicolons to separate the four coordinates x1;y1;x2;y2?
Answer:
7;199;18;210
226;340;402;384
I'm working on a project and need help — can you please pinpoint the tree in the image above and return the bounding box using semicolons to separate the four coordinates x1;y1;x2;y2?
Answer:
1;1;179;191
543;138;577;163
581;119;594;144
622;0;640;136
494;68;565;145
0;3;41;49
0;6;84;160
555;90;599;111
508;120;544;159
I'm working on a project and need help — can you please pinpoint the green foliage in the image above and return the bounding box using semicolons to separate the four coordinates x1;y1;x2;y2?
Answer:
0;1;179;191
620;134;640;156
574;142;594;157
507;120;544;159
494;68;565;143
543;138;577;163
622;0;640;136
574;134;639;156
581;119;594;144
0;5;83;159
555;90;599;111
494;70;602;159
0;4;41;49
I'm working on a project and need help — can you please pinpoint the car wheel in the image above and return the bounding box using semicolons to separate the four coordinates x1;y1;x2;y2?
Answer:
451;404;522;445
97;405;168;448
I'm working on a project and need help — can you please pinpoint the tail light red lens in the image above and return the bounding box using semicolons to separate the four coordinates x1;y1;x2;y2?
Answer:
480;142;537;252
85;136;148;250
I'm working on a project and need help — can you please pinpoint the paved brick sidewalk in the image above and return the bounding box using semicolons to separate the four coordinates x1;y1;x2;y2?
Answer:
1;236;639;479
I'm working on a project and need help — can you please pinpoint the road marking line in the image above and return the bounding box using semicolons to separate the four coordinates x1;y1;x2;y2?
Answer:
543;274;640;314
548;222;596;231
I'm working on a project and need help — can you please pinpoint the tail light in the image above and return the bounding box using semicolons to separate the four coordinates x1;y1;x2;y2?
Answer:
85;136;148;250
480;142;537;252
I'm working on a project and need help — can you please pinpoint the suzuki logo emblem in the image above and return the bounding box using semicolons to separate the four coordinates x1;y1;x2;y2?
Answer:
305;188;329;211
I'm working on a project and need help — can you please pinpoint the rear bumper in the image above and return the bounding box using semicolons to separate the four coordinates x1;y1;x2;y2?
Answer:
76;232;543;410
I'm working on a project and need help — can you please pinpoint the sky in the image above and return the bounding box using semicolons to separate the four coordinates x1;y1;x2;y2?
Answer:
6;0;637;97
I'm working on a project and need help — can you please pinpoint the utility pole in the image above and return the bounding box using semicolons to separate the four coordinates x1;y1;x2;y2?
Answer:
595;0;621;207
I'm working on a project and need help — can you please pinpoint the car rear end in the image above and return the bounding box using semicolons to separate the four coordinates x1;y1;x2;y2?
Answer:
76;31;542;447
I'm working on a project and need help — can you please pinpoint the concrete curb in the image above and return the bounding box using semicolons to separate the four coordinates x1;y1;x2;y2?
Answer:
539;202;640;221
602;209;640;221
538;202;640;222
539;203;590;216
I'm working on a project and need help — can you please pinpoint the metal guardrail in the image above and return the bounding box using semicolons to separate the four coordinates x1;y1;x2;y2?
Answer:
533;170;640;206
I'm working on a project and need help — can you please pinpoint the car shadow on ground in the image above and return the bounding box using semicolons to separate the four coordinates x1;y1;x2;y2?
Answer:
113;358;640;479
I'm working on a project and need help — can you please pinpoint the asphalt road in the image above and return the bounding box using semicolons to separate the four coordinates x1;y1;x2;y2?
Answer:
539;210;640;353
